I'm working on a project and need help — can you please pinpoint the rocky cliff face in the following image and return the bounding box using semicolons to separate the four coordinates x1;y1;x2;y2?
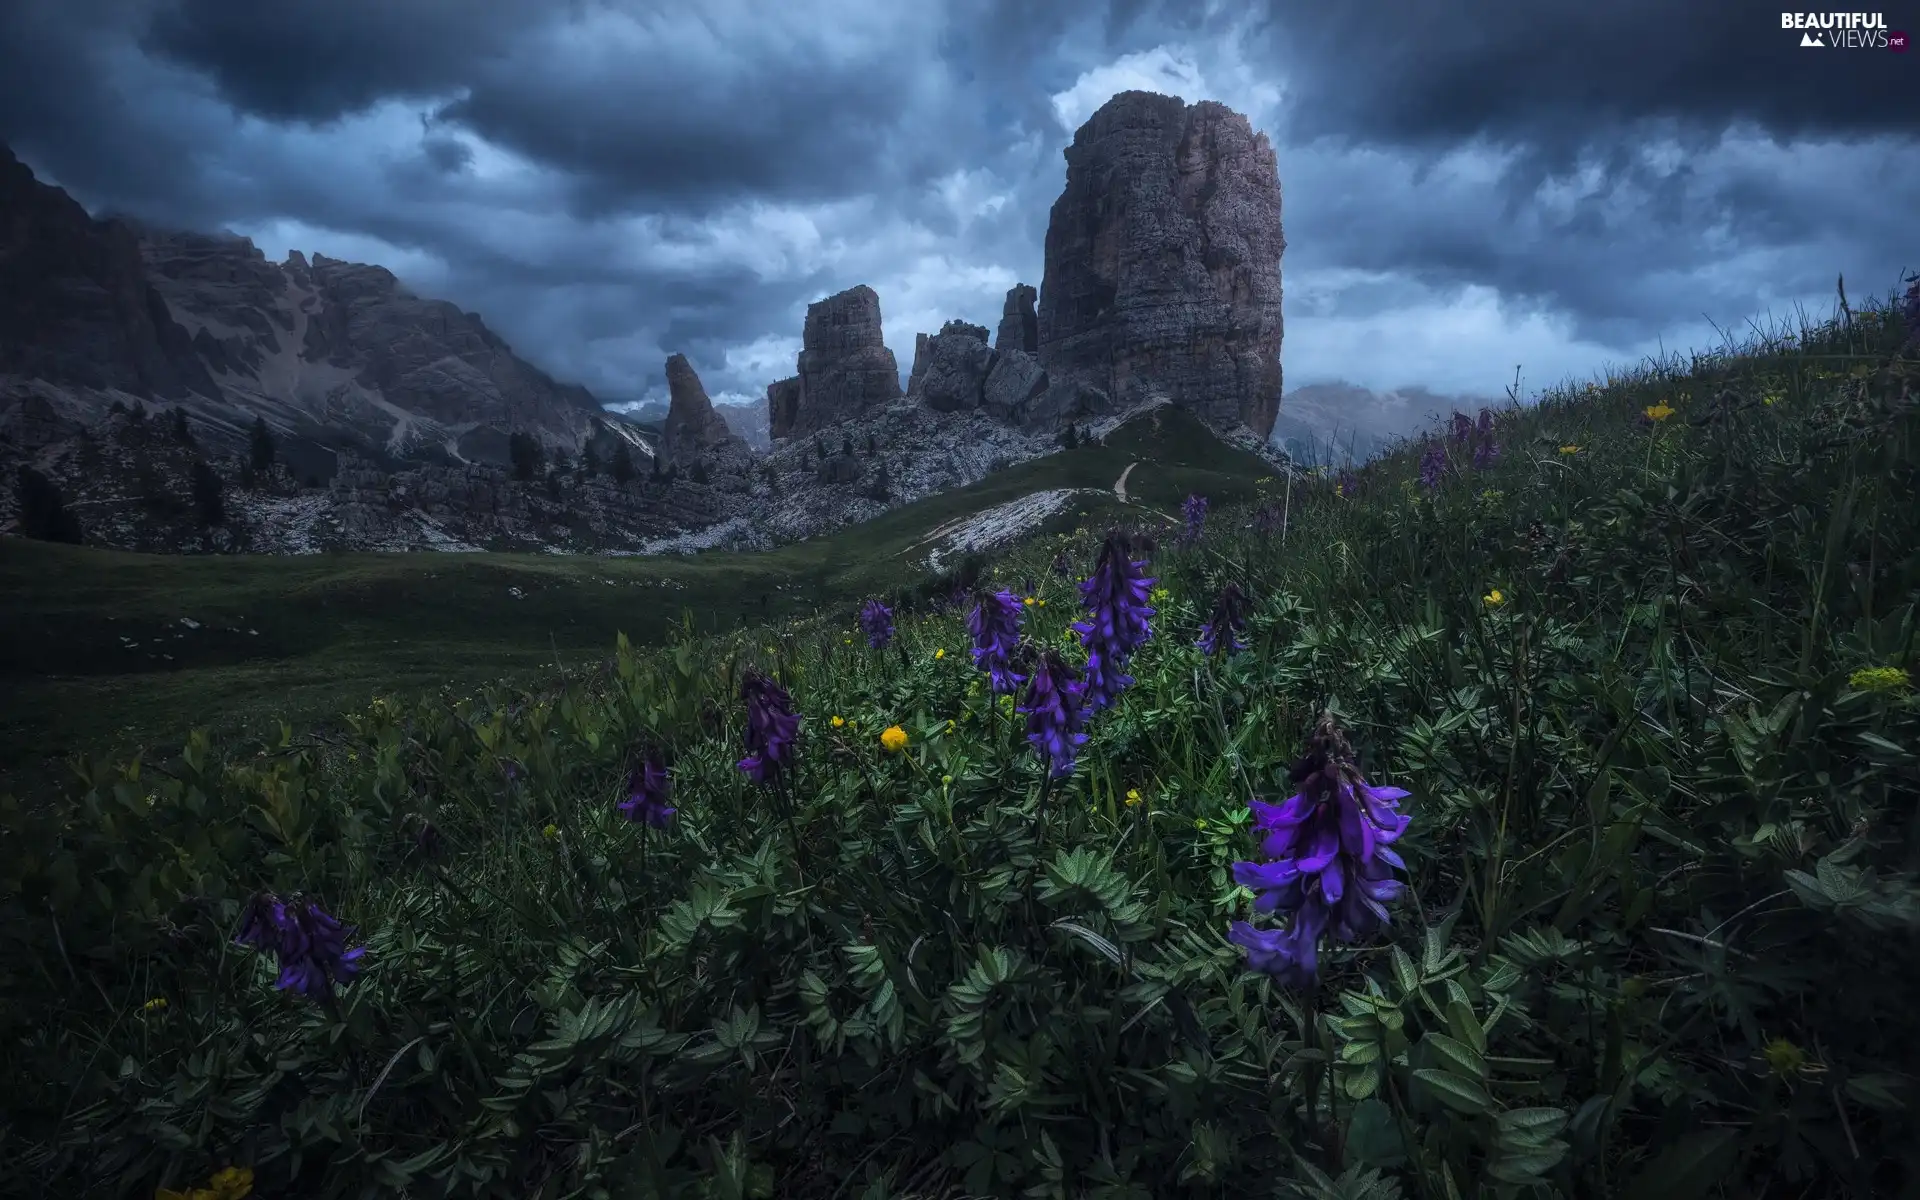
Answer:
766;286;902;440
659;354;751;471
1036;90;1284;441
0;145;217;401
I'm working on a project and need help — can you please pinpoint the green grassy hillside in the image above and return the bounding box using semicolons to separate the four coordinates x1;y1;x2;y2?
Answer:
3;295;1915;1198
0;406;1278;790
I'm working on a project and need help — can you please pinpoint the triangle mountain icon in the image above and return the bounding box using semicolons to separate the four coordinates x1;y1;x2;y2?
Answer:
1800;30;1824;45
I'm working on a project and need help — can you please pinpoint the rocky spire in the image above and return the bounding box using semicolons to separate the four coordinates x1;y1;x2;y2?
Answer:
661;353;749;467
1035;91;1285;440
995;283;1038;353
765;285;901;440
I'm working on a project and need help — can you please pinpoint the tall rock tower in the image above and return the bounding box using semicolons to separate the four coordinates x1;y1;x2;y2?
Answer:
1035;91;1285;441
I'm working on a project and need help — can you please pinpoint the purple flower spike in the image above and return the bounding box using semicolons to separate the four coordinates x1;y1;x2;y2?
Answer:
1072;531;1156;713
1181;493;1209;544
1197;582;1250;658
1904;273;1920;345
1335;470;1359;498
1449;411;1474;443
1418;444;1447;491
236;894;366;1001
858;598;894;649
619;753;676;827
737;672;800;785
1472;437;1500;470
1227;713;1412;989
967;589;1026;694
1017;649;1088;778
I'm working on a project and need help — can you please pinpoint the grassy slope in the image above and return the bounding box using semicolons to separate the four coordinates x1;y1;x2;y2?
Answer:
0;406;1277;789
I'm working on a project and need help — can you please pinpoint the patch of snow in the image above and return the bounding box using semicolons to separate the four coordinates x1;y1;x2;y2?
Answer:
922;488;1105;572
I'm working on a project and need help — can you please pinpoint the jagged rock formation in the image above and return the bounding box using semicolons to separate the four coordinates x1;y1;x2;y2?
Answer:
1036;90;1285;441
908;320;995;412
995;284;1038;353
0;145;217;400
765;286;901;440
659;354;750;470
137;228;603;470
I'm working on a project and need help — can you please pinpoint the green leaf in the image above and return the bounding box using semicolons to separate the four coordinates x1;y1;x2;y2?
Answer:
1389;945;1420;996
1343;1097;1408;1169
1620;1128;1741;1199
1413;1067;1492;1115
1424;1032;1487;1080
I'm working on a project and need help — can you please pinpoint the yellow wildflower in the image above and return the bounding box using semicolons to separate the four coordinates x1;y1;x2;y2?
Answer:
210;1167;254;1199
1484;589;1506;608
1849;666;1910;693
541;823;559;840
1125;788;1143;807
1037;599;1046;607
1644;403;1675;422
831;715;845;727
1194;818;1209;830
934;648;945;660
1150;585;1170;604
1763;1037;1806;1079
945;719;955;733
880;725;909;752
1558;444;1580;455
843;638;851;645
143;997;168;1013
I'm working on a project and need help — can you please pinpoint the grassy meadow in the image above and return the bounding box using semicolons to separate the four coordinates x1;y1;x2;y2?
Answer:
0;405;1274;795
2;296;1917;1198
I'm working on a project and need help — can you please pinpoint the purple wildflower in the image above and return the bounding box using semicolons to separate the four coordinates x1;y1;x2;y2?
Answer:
1472;437;1500;470
1181;493;1209;544
1335;470;1359;498
967;589;1027;694
1017;649;1088;778
618;753;676;827
1226;713;1412;988
858;598;895;649
1475;407;1495;440
1197;582;1250;658
1449;411;1474;443
235;894;366;1001
1904;273;1920;344
1418;444;1447;491
737;672;801;784
1072;532;1157;712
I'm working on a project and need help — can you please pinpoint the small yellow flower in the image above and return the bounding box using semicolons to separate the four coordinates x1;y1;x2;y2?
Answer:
1194;818;1209;830
1849;666;1910;693
143;997;168;1013
541;822;559;840
764;646;775;654
831;715;845;727
1763;1037;1806;1079
1125;788;1143;807
1762;392;1780;407
934;648;945;659
1036;599;1046;607
210;1167;254;1199
1484;589;1506;607
945;719;955;733
1558;444;1580;455
1150;586;1171;603
843;638;851;645
1023;596;1035;606
880;725;909;752
941;774;953;785
1644;403;1675;422
347;751;358;763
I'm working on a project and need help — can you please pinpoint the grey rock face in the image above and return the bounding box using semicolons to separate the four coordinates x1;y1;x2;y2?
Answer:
0;145;218;400
983;348;1049;422
660;354;750;468
766;285;902;439
1035;91;1284;440
911;322;995;413
995;284;1039;353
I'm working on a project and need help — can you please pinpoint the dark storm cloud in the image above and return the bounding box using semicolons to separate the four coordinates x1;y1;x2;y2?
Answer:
0;0;1912;411
1256;0;1916;150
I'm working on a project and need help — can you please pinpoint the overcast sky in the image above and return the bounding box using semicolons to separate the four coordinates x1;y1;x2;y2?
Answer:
3;0;1914;416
